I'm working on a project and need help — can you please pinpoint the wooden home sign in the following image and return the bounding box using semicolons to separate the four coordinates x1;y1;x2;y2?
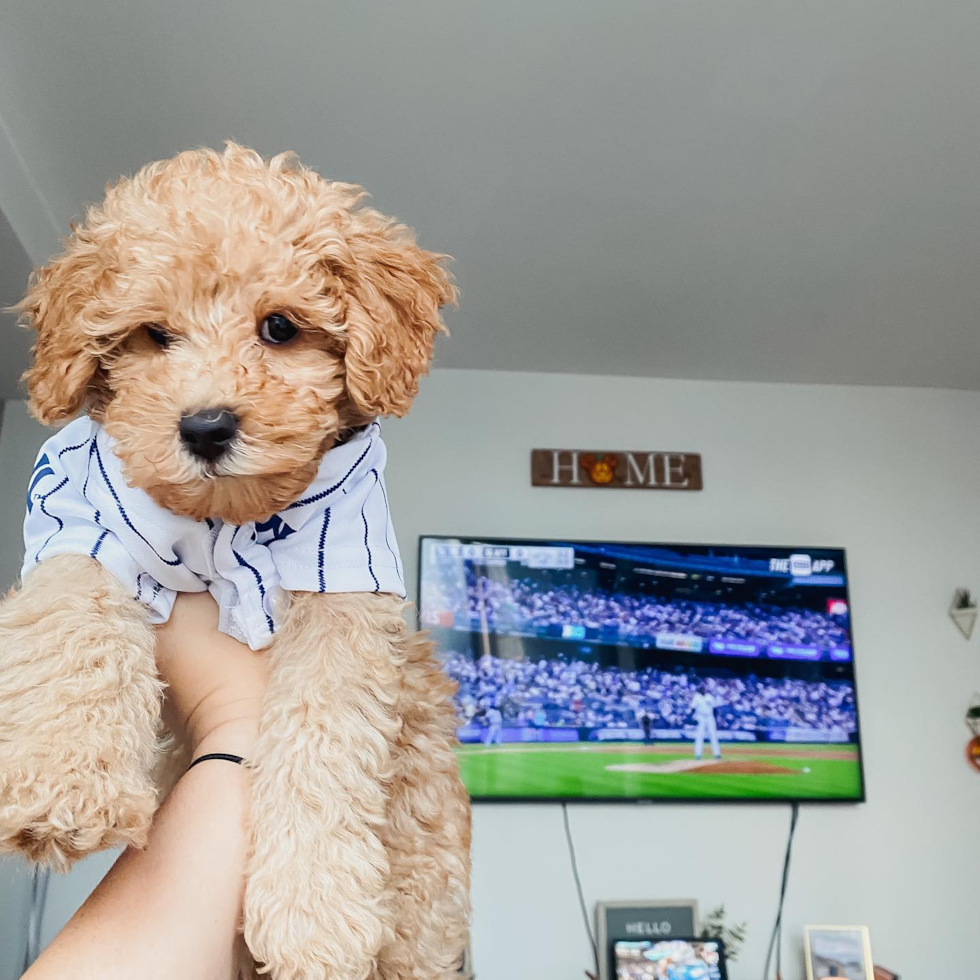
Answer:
531;448;703;491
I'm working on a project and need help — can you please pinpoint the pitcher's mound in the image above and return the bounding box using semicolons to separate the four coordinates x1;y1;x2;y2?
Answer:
691;759;795;775
608;758;796;776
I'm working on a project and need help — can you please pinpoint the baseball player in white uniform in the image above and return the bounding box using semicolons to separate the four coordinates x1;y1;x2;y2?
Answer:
690;685;722;760
483;706;504;745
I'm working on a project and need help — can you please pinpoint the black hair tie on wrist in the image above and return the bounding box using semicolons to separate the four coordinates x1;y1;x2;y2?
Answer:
187;752;246;771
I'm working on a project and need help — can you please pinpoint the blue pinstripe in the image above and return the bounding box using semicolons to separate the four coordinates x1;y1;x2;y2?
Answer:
90;529;109;558
82;440;96;497
285;423;379;511
93;437;181;567
34;477;69;562
317;507;332;592
232;527;276;635
361;485;380;592
58;438;91;460
373;468;401;580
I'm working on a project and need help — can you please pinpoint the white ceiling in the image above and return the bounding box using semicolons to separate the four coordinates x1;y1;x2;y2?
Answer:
0;207;33;399
2;0;979;398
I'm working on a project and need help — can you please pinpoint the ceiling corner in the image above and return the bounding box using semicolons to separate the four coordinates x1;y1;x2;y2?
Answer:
0;111;61;265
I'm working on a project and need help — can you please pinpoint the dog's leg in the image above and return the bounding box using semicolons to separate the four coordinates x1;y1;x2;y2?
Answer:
376;631;471;980
243;592;402;980
0;554;161;870
234;934;263;980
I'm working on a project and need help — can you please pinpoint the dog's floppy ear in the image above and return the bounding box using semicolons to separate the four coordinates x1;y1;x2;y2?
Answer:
337;211;455;418
19;234;110;424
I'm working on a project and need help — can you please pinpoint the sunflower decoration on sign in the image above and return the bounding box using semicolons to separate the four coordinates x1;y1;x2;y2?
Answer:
966;694;980;773
580;452;619;485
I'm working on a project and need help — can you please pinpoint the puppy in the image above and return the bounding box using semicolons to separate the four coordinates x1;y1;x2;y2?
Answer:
0;143;471;980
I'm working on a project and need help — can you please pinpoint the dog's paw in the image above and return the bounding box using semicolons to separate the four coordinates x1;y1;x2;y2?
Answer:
0;766;157;870
245;871;392;980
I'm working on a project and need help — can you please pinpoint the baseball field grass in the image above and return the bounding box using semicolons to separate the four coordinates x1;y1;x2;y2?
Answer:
457;741;863;800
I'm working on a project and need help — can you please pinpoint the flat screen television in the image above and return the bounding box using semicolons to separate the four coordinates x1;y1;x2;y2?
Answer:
616;940;727;980
419;536;865;803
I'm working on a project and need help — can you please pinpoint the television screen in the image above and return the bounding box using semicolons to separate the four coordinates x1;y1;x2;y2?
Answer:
615;940;727;980
419;536;864;802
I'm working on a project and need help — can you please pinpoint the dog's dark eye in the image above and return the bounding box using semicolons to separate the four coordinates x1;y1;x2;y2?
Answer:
259;314;299;345
144;323;172;348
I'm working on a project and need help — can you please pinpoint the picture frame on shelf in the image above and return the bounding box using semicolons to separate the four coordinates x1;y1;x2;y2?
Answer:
804;925;874;980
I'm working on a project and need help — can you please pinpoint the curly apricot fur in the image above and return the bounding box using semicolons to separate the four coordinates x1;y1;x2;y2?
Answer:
2;144;470;980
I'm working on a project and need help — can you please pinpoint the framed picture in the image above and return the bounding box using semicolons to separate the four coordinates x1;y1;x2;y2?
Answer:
804;926;874;980
596;900;699;980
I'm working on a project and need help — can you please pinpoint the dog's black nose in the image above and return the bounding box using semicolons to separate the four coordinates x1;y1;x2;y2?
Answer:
179;409;239;461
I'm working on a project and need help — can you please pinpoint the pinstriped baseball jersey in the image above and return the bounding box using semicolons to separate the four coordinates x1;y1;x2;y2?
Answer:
22;416;405;650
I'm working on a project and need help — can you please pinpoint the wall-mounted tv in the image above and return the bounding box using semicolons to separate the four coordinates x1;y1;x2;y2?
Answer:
419;536;864;803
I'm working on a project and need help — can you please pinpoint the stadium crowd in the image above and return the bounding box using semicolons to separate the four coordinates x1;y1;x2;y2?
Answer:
424;574;849;648
445;651;857;735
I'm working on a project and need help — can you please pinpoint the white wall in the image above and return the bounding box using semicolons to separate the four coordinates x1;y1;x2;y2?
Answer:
0;401;46;589
382;370;980;980
2;371;979;979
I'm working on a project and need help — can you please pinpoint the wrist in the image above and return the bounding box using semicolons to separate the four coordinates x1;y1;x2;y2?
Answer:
192;718;260;761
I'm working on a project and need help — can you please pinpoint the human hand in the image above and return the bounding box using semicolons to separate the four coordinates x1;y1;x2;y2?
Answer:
155;592;270;761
